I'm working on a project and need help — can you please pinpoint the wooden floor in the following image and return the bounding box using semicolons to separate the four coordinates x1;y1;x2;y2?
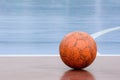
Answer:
0;56;119;80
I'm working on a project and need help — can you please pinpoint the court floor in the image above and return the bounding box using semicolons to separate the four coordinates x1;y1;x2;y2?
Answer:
0;56;119;80
0;0;120;55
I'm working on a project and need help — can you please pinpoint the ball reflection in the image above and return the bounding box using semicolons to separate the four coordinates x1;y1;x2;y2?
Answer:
61;70;95;80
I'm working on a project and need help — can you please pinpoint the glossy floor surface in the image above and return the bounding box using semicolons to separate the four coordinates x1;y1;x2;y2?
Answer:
0;56;119;80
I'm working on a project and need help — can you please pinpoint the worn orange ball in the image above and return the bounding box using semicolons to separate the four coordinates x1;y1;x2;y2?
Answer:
59;31;97;69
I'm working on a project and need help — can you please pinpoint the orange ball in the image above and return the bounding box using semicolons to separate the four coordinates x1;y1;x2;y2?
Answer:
59;31;97;69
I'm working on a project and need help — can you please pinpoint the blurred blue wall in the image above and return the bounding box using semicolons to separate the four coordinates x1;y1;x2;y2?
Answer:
0;0;120;55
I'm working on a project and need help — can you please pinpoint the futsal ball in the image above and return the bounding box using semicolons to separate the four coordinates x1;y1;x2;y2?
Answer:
59;31;97;69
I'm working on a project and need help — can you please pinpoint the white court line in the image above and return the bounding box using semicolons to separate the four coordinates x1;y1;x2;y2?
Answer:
0;27;120;56
91;27;120;56
91;27;120;39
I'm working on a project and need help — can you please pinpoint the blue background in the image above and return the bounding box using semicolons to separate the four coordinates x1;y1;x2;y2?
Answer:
0;0;120;55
